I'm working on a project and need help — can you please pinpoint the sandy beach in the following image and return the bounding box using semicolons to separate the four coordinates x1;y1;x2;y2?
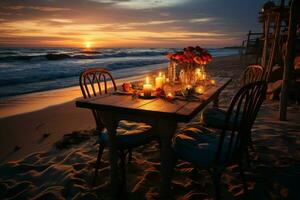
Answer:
0;55;299;199
0;62;167;163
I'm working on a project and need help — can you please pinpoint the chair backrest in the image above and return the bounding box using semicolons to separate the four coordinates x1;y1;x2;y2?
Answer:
242;65;264;85
79;68;117;131
215;81;267;165
79;68;117;99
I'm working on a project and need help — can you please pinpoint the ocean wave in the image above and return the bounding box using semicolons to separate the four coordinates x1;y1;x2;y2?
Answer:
0;50;168;62
0;53;72;61
105;59;166;71
0;51;18;55
0;47;240;98
0;59;167;87
45;53;71;60
79;50;101;54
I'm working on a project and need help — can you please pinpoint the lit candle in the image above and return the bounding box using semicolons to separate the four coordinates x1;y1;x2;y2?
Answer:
186;84;192;90
195;68;202;80
202;72;206;80
196;85;205;94
155;72;164;89
162;73;166;84
143;77;153;97
210;79;216;85
166;92;174;101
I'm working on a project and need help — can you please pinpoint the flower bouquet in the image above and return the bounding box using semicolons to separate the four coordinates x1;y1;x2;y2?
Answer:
166;46;212;88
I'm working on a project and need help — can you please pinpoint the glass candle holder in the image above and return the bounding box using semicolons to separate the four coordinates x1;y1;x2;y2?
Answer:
143;77;153;97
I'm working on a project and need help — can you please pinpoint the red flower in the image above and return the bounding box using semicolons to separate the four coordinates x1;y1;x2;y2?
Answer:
166;53;173;59
167;45;213;66
195;46;204;53
187;46;195;51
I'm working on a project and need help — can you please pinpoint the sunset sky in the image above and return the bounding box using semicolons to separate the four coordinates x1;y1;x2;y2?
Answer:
0;0;264;48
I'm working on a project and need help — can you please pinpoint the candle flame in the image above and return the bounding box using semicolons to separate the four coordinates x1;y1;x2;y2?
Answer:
146;76;149;84
159;72;162;77
186;85;192;89
196;85;205;94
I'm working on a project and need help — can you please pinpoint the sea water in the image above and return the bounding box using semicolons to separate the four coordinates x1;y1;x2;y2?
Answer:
0;48;240;99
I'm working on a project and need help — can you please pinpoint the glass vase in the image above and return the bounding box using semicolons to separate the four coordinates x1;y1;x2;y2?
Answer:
167;61;176;83
195;65;209;85
179;68;197;89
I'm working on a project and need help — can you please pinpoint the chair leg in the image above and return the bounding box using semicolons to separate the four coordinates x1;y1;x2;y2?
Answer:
119;150;128;195
238;162;248;194
246;131;258;167
127;149;132;164
249;136;256;153
245;148;251;168
212;171;221;200
93;144;104;186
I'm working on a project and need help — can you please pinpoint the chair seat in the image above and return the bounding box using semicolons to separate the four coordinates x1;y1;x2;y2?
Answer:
201;108;241;130
173;122;230;167
100;120;154;149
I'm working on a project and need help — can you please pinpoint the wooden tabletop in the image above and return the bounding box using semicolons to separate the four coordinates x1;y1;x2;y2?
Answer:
76;77;231;122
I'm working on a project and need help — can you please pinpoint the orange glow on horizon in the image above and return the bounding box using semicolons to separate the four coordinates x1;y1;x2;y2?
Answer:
0;19;239;48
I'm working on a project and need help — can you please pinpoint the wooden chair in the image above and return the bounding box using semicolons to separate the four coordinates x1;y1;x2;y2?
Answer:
79;68;155;186
173;81;267;199
242;65;264;85
201;65;264;141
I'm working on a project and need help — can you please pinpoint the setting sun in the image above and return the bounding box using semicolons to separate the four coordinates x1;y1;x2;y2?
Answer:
85;42;92;49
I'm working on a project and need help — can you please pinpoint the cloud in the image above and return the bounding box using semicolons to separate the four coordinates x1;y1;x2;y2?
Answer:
29;6;71;12
189;18;213;23
92;0;189;9
4;6;71;12
0;0;263;47
47;19;74;24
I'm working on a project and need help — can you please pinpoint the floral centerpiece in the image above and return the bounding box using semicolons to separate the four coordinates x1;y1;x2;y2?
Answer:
166;46;212;88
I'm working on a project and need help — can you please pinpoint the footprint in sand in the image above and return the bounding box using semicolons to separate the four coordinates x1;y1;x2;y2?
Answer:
43;133;51;138
14;145;21;151
35;122;46;130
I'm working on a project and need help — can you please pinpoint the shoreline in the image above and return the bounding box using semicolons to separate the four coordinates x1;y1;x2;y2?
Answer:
0;63;167;119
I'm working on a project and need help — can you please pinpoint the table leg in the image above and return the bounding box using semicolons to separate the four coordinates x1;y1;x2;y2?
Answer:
158;118;177;199
213;93;220;108
98;111;124;199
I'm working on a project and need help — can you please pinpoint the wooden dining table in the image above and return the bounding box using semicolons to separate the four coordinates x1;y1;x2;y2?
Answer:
75;77;231;199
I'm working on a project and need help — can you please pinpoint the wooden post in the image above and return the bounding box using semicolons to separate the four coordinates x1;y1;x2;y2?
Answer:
246;30;252;53
279;0;298;120
266;0;286;80
244;30;252;65
261;15;270;71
